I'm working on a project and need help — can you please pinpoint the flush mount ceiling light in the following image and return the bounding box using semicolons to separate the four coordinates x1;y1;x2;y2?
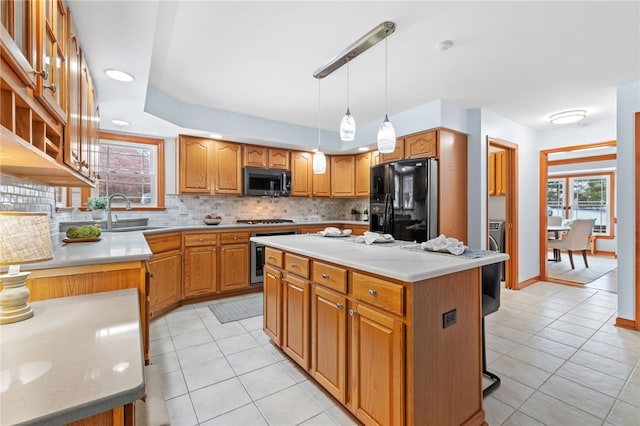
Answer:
313;79;326;174
376;34;396;153
358;147;370;152
436;40;454;52
549;109;587;125
208;133;223;139
104;69;134;82
111;119;130;126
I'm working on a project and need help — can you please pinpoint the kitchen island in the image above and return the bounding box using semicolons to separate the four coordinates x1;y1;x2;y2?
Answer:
251;234;508;426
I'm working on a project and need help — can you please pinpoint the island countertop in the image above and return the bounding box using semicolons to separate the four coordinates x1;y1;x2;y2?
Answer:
0;289;145;425
251;234;508;282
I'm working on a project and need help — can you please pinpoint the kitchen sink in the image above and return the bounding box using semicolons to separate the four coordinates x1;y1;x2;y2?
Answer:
59;218;156;233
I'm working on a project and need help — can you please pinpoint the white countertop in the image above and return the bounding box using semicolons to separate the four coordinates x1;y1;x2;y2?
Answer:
0;289;145;425
251;234;509;282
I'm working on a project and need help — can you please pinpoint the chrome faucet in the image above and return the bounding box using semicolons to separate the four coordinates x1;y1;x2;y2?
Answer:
106;193;131;230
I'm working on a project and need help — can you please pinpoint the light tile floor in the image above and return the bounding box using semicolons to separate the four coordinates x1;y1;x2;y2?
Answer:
149;282;640;426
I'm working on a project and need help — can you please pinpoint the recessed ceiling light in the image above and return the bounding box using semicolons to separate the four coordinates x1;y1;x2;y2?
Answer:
358;147;369;152
104;69;135;82
111;119;130;126
549;109;587;124
209;133;223;139
436;40;454;52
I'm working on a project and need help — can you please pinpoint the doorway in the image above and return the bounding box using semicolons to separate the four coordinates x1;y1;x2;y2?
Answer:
487;138;519;290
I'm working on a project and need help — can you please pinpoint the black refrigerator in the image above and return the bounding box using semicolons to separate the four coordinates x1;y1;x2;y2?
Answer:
369;158;438;243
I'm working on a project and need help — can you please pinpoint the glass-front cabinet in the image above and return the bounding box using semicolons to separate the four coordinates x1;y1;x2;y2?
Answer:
37;0;67;122
1;0;37;87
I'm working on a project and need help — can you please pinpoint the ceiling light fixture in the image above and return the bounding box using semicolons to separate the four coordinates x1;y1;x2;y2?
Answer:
313;79;326;174
436;40;454;52
376;34;396;153
549;109;587;125
358;147;369;152
209;133;223;139
104;69;135;82
111;119;130;126
339;59;356;141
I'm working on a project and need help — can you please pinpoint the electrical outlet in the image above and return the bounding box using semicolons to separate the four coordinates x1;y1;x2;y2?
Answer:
443;309;457;328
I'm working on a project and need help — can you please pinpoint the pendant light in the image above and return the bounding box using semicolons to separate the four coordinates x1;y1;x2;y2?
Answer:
313;79;327;174
339;59;356;141
376;35;396;153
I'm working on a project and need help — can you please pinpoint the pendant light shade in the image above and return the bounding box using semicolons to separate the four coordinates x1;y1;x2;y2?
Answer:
377;35;396;153
314;79;326;174
339;60;356;141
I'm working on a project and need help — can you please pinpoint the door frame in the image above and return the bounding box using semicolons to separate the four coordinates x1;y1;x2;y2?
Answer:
487;137;519;289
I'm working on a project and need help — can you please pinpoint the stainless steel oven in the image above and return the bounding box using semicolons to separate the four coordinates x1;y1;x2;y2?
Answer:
250;230;299;285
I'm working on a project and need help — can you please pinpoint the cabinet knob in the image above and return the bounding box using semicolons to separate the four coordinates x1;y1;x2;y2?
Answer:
368;289;377;297
268;256;274;260
233;236;238;240
281;278;285;283
32;69;49;80
149;273;155;278
291;262;297;267
199;238;204;242
44;83;57;94
336;303;343;309
322;273;329;280
349;309;357;317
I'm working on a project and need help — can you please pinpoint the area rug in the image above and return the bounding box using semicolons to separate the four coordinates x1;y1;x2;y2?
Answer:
209;295;263;323
547;254;617;284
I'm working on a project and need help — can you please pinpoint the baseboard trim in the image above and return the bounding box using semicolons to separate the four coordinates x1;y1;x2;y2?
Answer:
615;317;637;330
518;276;540;289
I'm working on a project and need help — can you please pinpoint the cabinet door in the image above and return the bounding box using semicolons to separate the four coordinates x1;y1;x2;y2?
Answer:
311;285;346;402
291;151;313;197
148;251;182;318
244;145;267;168
350;303;404;426
184;246;218;297
179;135;214;193
379;139;404;163
1;0;37;87
263;265;282;345
64;30;81;172
283;273;310;369
312;156;331;197
405;131;437;159
488;152;496;195
269;148;290;170
355;152;371;197
331;156;355;197
213;141;242;195
220;243;249;291
495;150;507;195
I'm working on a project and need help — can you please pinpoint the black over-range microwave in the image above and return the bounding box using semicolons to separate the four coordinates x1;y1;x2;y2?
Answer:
243;167;291;197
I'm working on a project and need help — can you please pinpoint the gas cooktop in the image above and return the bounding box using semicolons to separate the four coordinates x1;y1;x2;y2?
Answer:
236;219;295;225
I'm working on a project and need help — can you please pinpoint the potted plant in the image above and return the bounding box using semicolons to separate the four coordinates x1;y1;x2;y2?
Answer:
350;207;361;221
88;196;108;220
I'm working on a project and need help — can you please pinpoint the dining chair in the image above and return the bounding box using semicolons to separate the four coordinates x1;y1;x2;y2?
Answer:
547;216;564;240
547;218;596;269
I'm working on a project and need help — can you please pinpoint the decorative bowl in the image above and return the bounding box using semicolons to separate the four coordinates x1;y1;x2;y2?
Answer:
203;217;222;225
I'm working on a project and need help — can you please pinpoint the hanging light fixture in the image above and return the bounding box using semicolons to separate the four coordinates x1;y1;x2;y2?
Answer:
313;79;327;174
377;34;396;153
339;59;356;141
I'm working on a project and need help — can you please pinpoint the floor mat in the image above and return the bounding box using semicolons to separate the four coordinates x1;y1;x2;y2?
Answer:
209;295;263;323
547;253;617;284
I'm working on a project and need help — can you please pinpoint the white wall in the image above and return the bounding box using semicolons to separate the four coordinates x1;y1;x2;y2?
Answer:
616;80;639;321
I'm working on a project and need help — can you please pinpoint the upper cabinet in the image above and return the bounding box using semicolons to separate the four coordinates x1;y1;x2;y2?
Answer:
379;140;404;163
0;3;96;186
312;156;331;197
489;150;506;196
291;151;313;197
244;145;290;170
331;156;355;198
355;152;371;197
178;135;242;195
404;131;436;159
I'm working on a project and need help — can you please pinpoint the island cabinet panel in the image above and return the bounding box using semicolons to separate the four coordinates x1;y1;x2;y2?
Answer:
311;284;347;403
285;252;310;279
350;302;404;426
263;265;283;345
352;272;404;316
313;261;347;293
265;246;284;268
282;273;310;369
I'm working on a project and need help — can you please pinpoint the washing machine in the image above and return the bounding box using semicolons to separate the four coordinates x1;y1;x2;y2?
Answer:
489;220;506;280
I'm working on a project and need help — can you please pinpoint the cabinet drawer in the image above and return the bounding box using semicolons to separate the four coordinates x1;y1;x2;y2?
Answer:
352;272;404;316
220;232;250;244
313;261;347;293
285;253;309;279
145;232;181;253
184;233;218;247
265;247;283;268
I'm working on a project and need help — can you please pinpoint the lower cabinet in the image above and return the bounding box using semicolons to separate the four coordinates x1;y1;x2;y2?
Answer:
148;250;182;315
282;273;310;369
220;232;250;291
263;264;282;345
183;233;218;298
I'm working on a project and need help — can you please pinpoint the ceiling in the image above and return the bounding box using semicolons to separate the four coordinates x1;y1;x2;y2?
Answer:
67;1;639;151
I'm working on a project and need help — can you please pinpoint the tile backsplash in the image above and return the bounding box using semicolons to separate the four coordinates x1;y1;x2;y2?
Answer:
0;174;367;238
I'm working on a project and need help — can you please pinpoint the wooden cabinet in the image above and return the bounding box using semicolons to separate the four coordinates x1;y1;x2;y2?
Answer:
331;155;355;197
311;279;347;403
350;302;404;426
213;140;242;195
379;139;404;163
312;155;331;197
64;28;81;173
37;0;67;123
145;233;182;318
183;233;218;298
405;131;437;159
291;151;313;197
263;264;283;345
489;150;507;196
282;273;310;369
437;129;468;242
244;145;290;170
178;135;214;193
355;152;371;197
220;231;250;291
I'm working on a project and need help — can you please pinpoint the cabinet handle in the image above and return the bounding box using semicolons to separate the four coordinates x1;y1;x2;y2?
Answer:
268;256;274;260
291;263;297;267
322;273;329;280
267;273;276;279
349;309;357;317
44;83;57;94
368;289;377;297
199;238;204;242
336;303;343;309
33;69;49;80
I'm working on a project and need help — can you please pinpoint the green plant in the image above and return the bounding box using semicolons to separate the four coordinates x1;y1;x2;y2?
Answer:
88;196;108;210
350;207;361;215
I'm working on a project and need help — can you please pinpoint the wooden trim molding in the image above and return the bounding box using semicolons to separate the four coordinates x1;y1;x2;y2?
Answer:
615;317;637;330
